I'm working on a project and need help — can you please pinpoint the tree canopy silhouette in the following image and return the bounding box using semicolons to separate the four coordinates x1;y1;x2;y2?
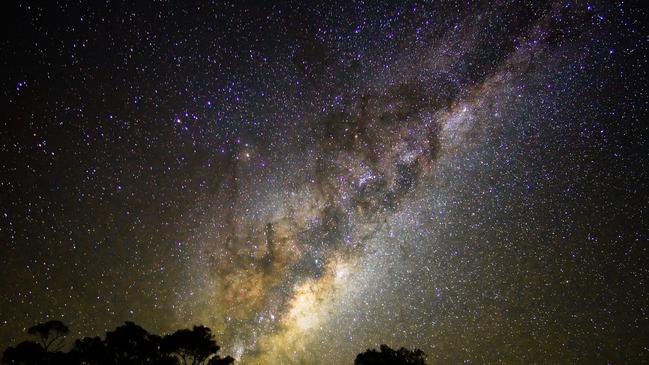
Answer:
27;320;69;351
1;321;233;365
2;320;421;365
103;321;166;364
162;325;233;365
69;336;106;365
354;344;427;365
1;341;45;365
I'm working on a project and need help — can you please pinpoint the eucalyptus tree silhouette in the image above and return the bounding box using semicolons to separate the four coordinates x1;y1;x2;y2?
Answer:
26;320;69;351
354;344;427;365
162;325;233;365
2;320;71;365
103;321;166;365
1;321;237;365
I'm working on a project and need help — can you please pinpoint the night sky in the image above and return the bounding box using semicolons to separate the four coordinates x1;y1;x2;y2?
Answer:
1;1;648;364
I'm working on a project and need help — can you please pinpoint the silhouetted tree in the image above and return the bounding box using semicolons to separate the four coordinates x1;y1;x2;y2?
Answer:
69;336;106;365
41;351;69;365
162;326;228;365
2;320;235;365
1;341;45;365
104;321;164;365
355;344;426;365
27;320;69;351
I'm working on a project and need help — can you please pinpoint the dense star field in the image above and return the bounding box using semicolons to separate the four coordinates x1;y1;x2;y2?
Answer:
1;1;648;363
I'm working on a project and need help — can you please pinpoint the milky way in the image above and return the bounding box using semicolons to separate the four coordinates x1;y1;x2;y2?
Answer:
2;1;648;364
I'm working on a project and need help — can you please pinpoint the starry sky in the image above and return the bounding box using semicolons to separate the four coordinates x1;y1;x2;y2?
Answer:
1;1;648;364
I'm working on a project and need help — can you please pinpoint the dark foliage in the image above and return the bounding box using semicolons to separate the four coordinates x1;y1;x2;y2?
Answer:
355;344;427;365
69;336;106;364
26;321;69;351
2;341;45;365
3;320;421;365
1;321;232;365
162;325;231;365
